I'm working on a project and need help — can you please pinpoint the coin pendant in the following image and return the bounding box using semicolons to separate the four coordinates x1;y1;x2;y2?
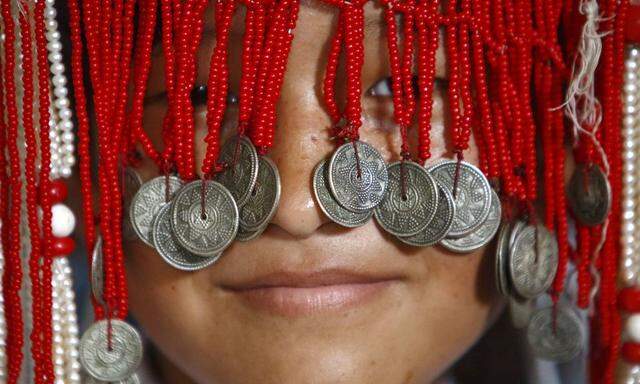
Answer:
567;164;611;226
527;306;585;362
85;373;140;384
129;176;183;247
327;141;388;212
313;160;373;228
428;160;492;237
153;204;221;271
509;224;559;299
374;162;438;237
237;222;268;242
239;156;281;231
509;298;533;329
215;135;259;207
440;189;501;253
79;319;143;381
122;167;143;241
494;222;513;297
171;180;239;256
397;184;455;247
91;236;105;305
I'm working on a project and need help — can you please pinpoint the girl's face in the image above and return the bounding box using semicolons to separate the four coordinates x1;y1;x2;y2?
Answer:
124;2;502;383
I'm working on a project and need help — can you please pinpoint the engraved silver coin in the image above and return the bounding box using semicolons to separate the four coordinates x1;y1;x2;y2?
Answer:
313;160;373;228
494;222;512;297
171;180;239;256
397;184;454;247
91;236;105;305
509;224;559;299
428;160;491;238
153;204;221;271
567;164;611;226
327;141;388;212
129;176;183;247
239;156;281;231
215;135;259;207
509;298;533;329
85;373;140;384
440;189;501;253
527;306;585;362
122;167;143;241
236;222;268;242
79;319;143;381
374;162;438;237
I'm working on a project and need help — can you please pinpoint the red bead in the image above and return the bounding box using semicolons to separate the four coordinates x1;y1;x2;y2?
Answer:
48;179;68;203
51;237;76;256
619;288;640;312
623;342;640;364
626;5;640;43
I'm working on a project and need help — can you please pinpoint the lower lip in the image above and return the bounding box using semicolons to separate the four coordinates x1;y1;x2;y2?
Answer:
230;281;397;317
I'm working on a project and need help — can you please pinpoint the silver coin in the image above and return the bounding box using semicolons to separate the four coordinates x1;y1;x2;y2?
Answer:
509;224;559;299
171;180;239;256
239;156;281;231
236;222;268;242
129;176;184;247
527;306;585;362
509;220;527;250
313;160;373;228
153;204;221;271
428;160;492;237
91;236;105;306
494;222;512;297
79;319;143;381
440;189;501;253
122;167;143;241
567;164;611;226
509;298;533;329
397;184;454;247
327;141;388;212
215;135;259;208
374;162;438;237
85;373;140;384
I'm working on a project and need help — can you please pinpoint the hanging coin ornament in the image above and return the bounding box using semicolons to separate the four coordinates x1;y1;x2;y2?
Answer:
91;236;105;305
153;205;221;271
509;220;527;250
374;161;438;237
239;156;281;232
171;180;239;256
397;184;455;247
567;164;612;226
215;135;260;208
313;160;373;228
79;319;143;381
129;176;184;247
509;224;559;299
527;306;585;362
327;141;388;212
440;189;501;253
427;160;492;238
122;167;143;241
494;222;513;296
85;374;140;384
509;298;533;329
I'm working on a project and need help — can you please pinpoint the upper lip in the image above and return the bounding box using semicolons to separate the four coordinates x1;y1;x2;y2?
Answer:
220;269;404;291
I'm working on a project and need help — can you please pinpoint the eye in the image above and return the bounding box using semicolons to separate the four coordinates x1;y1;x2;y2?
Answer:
367;76;421;98
190;85;239;106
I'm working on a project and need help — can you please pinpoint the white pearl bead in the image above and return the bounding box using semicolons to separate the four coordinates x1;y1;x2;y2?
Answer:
47;41;62;53
51;204;76;238
53;85;68;98
54;96;69;109
50;62;65;75
45;7;57;19
58;107;72;120
628;314;640;343
60;167;72;178
59;119;74;131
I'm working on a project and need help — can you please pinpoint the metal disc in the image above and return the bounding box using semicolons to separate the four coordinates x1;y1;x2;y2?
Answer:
494;222;513;297
440;189;501;253
397;184;455;247
79;319;143;382
91;236;105;306
509;224;559;299
122;167;143;241
152;204;221;271
527;306;585;362
85;373;140;384
236;222;268;242
171;180;239;256
567;164;611;226
313;160;373;228
327;141;388;212
428;160;492;238
374;162;438;237
239;156;281;231
215;135;259;208
129;176;183;247
509;298;533;329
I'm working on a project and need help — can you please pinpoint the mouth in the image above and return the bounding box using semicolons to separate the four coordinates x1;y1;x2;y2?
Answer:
220;269;404;317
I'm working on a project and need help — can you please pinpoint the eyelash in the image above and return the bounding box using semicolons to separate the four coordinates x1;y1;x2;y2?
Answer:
367;76;446;98
190;85;239;106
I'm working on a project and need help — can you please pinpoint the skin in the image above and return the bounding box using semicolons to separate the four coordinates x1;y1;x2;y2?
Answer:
121;1;503;383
